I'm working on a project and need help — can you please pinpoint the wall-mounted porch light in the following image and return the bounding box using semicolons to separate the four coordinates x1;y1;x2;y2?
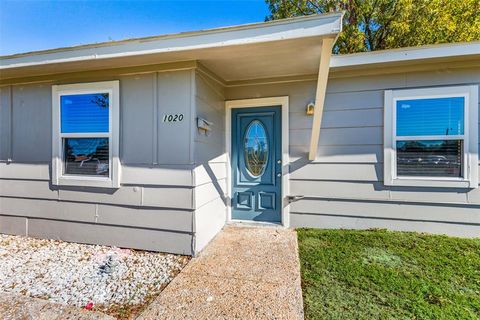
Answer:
306;102;315;116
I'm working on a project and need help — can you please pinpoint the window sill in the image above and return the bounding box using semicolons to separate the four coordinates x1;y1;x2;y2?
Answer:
385;178;476;189
55;176;120;188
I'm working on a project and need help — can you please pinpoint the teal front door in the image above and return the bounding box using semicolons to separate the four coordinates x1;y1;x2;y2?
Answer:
231;106;282;222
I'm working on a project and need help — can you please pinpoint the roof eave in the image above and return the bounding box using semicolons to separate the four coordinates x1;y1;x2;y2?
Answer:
0;13;343;72
330;41;480;71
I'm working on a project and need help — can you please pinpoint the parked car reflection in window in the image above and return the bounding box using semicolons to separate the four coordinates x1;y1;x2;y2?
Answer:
63;138;109;176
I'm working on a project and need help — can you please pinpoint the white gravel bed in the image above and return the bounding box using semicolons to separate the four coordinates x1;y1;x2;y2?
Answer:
0;234;189;309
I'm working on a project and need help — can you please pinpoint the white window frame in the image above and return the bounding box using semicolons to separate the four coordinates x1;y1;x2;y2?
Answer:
384;85;478;188
52;81;120;188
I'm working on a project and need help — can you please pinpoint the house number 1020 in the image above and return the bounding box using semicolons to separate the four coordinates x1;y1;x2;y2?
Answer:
163;114;184;122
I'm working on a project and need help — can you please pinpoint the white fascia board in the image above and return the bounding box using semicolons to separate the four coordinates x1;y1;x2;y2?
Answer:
330;41;480;69
1;13;343;70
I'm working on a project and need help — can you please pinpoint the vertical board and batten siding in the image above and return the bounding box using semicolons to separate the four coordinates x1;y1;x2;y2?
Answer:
193;70;227;254
0;86;12;162
225;66;480;237
0;70;197;255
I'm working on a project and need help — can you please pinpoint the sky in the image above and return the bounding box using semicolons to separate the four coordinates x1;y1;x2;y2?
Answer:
0;0;270;56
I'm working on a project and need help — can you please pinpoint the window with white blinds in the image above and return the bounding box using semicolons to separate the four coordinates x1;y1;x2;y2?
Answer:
395;97;464;178
384;86;478;188
52;81;120;188
61;93;110;177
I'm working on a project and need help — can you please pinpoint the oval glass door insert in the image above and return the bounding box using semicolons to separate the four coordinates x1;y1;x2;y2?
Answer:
244;120;269;177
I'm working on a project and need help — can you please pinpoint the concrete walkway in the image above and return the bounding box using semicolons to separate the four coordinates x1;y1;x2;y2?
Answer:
139;225;304;320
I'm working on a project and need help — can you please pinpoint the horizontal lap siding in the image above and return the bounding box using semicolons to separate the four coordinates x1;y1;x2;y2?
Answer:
0;215;26;235
290;145;383;163
226;66;480;237
193;71;227;254
290;180;390;200
0;163;193;185
194;178;227;209
290;108;382;130
0;71;196;254
194;162;227;186
0;173;193;208
194;197;227;252
291;214;480;238
0;197;192;232
290;163;381;181
27;219;192;255
291;127;383;146
121;165;192;186
291;199;480;224
0;163;51;180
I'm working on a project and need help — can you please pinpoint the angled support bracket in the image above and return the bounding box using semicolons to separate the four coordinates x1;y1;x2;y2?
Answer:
308;37;334;161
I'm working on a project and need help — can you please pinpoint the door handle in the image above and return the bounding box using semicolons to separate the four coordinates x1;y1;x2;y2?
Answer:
277;173;282;177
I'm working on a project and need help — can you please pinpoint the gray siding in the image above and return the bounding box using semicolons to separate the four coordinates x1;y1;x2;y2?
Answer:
0;70;196;255
193;71;227;254
2;59;479;255
12;84;52;162
226;66;480;237
0;87;12;161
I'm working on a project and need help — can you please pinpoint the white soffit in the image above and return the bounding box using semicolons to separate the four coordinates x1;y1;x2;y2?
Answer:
0;13;343;81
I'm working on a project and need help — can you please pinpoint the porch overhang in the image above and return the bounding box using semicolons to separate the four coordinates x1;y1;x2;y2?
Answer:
0;13;343;83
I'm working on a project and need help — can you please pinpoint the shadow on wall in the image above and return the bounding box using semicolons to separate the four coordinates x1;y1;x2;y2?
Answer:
200;162;228;207
288;147;473;196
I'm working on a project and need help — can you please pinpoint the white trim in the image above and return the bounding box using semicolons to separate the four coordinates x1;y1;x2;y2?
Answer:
309;37;334;160
52;80;120;188
331;41;480;69
225;96;290;227
384;85;478;188
59;132;110;138
1;13;343;70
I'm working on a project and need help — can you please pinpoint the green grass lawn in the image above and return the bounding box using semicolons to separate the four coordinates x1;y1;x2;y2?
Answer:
298;229;480;320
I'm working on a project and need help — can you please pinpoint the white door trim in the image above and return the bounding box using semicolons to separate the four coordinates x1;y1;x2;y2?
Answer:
225;96;290;227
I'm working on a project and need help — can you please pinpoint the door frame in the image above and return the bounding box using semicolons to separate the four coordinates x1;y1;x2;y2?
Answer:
225;96;290;227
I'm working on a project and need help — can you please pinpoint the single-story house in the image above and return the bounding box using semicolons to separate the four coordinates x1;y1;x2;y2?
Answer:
1;13;479;256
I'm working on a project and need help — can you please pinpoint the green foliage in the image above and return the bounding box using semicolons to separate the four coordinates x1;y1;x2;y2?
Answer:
298;229;480;319
266;0;480;53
